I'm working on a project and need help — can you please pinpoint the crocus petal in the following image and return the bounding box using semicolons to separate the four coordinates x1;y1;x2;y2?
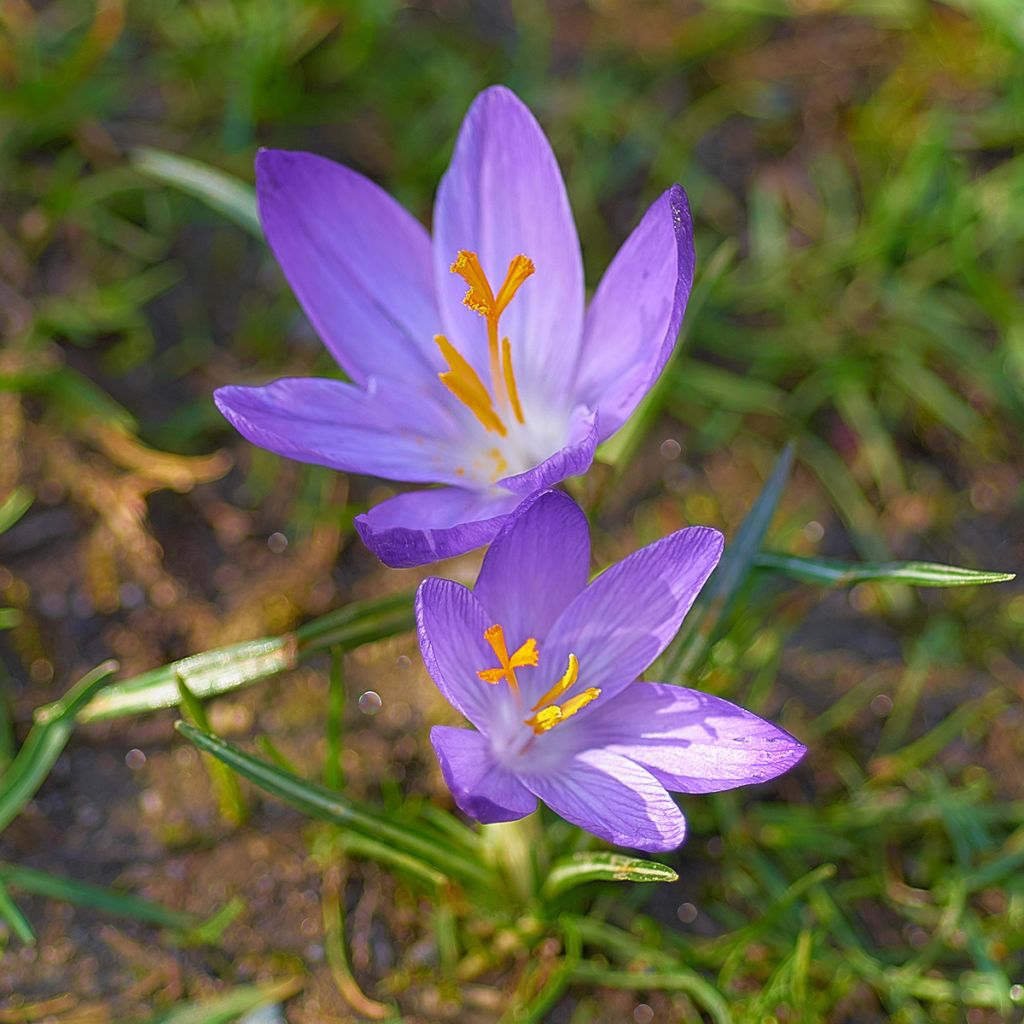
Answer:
475;490;590;644
579;683;807;794
542;526;723;706
434;86;584;407
214;376;465;484
574;185;695;441
497;406;599;496
520;748;686;852
256;149;440;386
431;726;537;823
356;486;522;568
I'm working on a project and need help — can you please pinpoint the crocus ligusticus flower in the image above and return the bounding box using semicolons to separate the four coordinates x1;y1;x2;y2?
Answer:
214;86;695;567
415;490;806;852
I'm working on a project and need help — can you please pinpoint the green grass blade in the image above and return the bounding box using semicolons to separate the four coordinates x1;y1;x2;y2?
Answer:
324;647;345;791
77;591;413;724
0;876;36;944
656;443;794;683
567;964;731;1024
175;675;248;827
339;833;447;889
139;977;302;1024
132;146;261;238
0;862;194;930
756;553;1015;587
175;722;492;888
0;661;117;834
542;852;678;898
0;609;22;629
77;637;298;723
295;590;414;654
505;915;581;1024
0;486;32;534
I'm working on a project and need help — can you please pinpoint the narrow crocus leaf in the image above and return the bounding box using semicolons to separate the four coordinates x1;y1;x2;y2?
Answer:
0;862;196;931
0;877;35;945
657;443;794;683
295;590;415;654
133;146;261;237
139;978;302;1024
0;661;117;834
755;553;1016;588
76;591;413;723
542;852;678;898
175;675;248;827
0;486;32;534
568;964;731;1024
175;722;492;888
76;637;297;723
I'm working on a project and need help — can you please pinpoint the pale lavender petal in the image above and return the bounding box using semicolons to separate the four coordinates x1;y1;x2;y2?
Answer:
498;406;599;496
356;486;522;568
475;490;590;644
415;578;514;731
433;86;584;407
543;526;724;704
431;726;537;823
574;186;695;441
520;748;686;852
580;683;806;793
256;149;440;386
214;376;465;483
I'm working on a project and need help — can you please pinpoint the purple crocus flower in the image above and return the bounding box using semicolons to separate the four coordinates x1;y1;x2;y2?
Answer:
214;86;695;567
415;490;806;852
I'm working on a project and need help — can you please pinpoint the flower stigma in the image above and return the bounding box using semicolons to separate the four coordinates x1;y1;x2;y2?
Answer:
436;251;534;435
477;623;538;695
476;627;600;734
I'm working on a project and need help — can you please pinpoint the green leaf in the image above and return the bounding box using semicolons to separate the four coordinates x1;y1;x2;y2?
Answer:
139;978;302;1024
175;722;492;888
0;877;35;945
656;443;794;683
0;862;192;931
0;661;117;834
175;675;248;827
0;608;21;630
0;486;32;535
78;592;414;723
132;146;262;238
76;637;297;723
755;553;1015;588
542;852;678;898
295;590;414;654
567;964;731;1024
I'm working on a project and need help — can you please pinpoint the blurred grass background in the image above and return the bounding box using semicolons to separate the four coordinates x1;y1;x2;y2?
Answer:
1;0;1023;1021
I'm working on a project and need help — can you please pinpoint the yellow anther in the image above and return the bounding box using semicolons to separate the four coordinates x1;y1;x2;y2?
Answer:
531;653;579;712
524;652;600;735
528;706;562;733
501;337;525;425
477;625;538;695
525;687;601;735
434;334;506;437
